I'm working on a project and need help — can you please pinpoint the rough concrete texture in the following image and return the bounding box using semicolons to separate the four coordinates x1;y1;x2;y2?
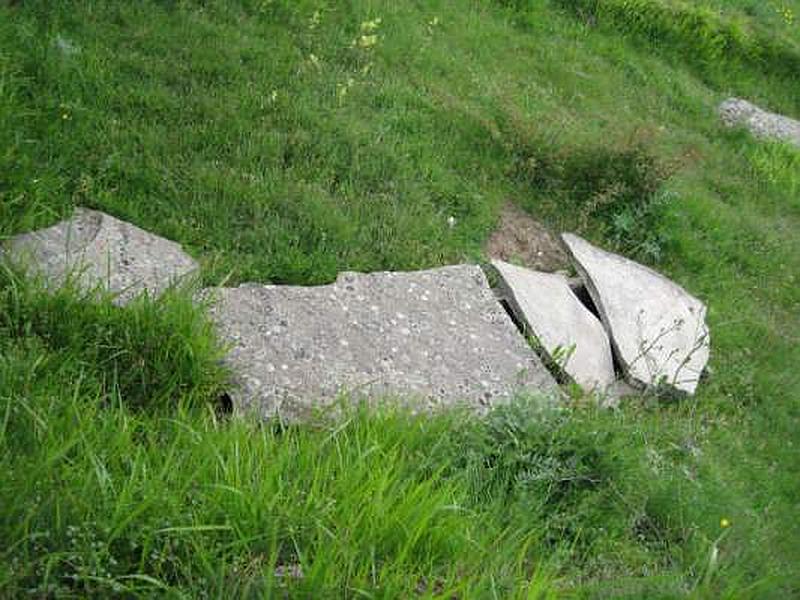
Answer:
719;98;800;148
3;208;198;304
561;234;710;395
204;265;558;420
491;260;616;391
486;203;571;272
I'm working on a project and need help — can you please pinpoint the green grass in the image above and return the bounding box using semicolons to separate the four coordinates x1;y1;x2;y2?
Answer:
1;0;799;597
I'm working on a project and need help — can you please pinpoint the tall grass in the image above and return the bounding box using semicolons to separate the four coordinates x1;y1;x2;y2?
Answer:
1;0;799;597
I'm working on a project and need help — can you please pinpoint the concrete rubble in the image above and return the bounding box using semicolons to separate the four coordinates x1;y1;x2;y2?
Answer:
491;259;616;392
719;98;800;148
3;208;198;305
562;233;710;395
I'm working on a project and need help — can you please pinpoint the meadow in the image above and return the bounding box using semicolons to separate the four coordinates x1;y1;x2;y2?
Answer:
1;0;798;597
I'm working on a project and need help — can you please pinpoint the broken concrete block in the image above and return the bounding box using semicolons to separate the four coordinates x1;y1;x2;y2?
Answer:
204;265;558;421
491;259;616;391
719;98;800;147
3;208;198;304
561;234;710;395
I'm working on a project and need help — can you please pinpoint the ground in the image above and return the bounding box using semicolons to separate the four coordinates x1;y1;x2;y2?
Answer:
486;203;571;272
0;0;799;598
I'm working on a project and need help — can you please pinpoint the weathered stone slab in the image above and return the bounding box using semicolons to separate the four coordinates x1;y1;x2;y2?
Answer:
3;208;198;304
204;265;558;420
491;260;616;391
561;234;710;395
719;98;800;148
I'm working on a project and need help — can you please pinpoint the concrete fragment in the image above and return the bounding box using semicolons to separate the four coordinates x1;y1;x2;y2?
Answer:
3;208;198;304
719;98;800;147
204;265;557;421
561;234;710;395
491;260;616;391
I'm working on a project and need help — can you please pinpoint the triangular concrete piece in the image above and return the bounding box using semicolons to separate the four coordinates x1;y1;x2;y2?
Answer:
491;259;616;392
203;265;558;421
3;208;198;305
561;233;710;395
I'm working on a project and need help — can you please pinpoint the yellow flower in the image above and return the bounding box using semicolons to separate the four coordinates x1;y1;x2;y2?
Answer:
720;518;731;528
358;34;378;49
360;18;382;33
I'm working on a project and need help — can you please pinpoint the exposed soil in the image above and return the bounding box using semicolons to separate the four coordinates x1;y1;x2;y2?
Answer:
486;203;570;272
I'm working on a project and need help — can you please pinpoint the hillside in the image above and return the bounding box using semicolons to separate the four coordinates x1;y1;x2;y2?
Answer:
1;0;799;597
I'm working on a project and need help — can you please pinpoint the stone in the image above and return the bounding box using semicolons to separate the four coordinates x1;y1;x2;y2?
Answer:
491;260;616;391
486;203;571;272
204;265;558;421
719;98;800;148
561;234;710;395
2;208;198;304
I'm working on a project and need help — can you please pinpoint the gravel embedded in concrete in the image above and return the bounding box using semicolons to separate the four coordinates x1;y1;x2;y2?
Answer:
719;98;800;147
3;208;198;304
204;265;558;420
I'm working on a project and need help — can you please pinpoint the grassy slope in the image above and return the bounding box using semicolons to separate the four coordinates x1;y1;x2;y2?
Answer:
1;0;799;597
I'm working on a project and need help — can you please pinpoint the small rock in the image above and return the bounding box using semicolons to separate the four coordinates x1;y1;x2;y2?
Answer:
561;233;710;395
3;208;198;304
491;259;616;391
204;265;557;421
719;98;800;147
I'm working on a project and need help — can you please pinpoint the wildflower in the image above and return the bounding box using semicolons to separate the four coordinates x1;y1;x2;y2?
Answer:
720;518;731;528
336;77;355;102
447;216;456;228
358;34;378;49
308;53;321;68
360;18;382;33
61;113;70;120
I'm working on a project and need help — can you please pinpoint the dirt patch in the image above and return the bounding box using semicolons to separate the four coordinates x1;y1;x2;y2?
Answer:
486;203;570;272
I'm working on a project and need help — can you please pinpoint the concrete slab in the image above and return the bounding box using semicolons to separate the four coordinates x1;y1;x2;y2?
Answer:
491;260;616;391
719;98;800;147
3;208;198;305
561;234;710;395
204;265;558;420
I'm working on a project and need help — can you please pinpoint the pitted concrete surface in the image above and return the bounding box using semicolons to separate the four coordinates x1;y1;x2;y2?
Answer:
562;234;710;395
719;98;800;147
204;265;557;420
491;260;616;392
3;208;198;305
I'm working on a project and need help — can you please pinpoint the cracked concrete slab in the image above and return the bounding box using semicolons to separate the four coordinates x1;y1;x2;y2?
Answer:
562;234;710;395
204;265;558;420
491;260;616;392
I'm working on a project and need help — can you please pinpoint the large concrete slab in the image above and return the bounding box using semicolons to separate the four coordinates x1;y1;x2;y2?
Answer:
719;98;800;148
2;208;198;305
561;234;710;395
491;260;615;392
204;265;558;420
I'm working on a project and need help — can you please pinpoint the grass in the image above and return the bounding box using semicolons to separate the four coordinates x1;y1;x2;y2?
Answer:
1;0;799;597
